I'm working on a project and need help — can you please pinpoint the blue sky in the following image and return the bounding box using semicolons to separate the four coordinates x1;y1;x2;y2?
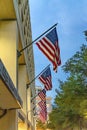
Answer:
29;0;87;103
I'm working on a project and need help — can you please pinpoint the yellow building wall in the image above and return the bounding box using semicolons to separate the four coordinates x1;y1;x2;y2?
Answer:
0;21;17;87
18;65;27;114
27;88;32;121
0;110;17;130
18;122;27;130
0;20;18;130
18;122;31;130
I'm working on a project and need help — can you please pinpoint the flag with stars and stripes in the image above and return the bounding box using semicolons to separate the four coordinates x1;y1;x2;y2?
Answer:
38;89;46;100
38;100;47;111
36;27;61;72
38;67;52;90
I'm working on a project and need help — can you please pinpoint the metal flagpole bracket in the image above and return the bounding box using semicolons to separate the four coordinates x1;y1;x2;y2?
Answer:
17;50;22;57
0;108;7;119
26;83;30;89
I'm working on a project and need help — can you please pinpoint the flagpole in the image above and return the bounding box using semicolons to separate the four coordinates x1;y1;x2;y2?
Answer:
31;94;38;102
27;64;50;89
31;88;45;102
18;23;58;56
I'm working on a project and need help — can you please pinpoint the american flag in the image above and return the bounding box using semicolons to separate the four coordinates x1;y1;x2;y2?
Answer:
39;114;46;123
38;89;46;101
36;27;61;72
38;67;52;90
38;100;47;111
39;109;47;123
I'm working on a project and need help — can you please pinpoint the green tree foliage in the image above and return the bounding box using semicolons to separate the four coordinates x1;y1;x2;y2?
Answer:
48;44;87;130
36;119;47;130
